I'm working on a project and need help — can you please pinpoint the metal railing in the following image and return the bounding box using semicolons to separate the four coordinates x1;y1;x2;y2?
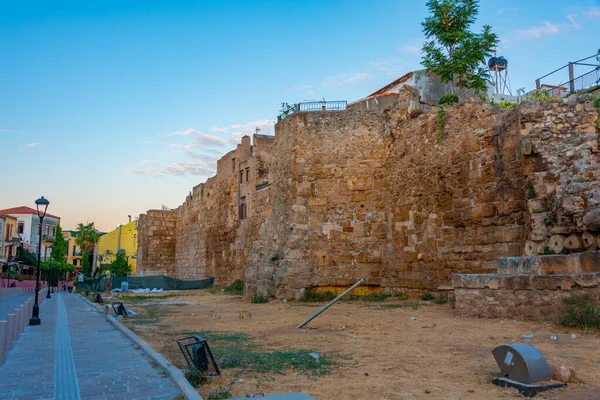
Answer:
297;100;347;112
278;100;348;121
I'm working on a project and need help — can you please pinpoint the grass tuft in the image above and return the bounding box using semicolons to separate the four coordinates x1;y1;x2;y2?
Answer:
185;368;210;387
559;294;600;330
420;293;435;301
180;331;341;376
303;289;337;302
251;293;269;304
224;280;244;296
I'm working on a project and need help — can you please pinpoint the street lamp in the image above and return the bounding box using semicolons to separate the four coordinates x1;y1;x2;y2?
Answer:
30;196;49;326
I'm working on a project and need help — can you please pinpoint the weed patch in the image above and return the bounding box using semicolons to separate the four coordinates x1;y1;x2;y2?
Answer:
436;292;449;304
207;391;231;400
559;294;600;329
303;289;337;302
224;280;244;296
119;293;179;304
251;293;269;304
180;331;340;376
421;293;435;301
185;368;210;387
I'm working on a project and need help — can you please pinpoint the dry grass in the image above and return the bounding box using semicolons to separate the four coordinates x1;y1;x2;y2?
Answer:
122;290;600;400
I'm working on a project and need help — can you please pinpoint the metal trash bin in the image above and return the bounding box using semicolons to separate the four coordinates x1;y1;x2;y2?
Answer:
176;336;220;376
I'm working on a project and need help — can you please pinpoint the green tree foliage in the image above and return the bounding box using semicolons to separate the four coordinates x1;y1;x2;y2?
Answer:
74;222;100;253
82;252;90;277
51;225;66;264
16;245;37;266
109;254;130;277
421;0;498;96
75;222;100;277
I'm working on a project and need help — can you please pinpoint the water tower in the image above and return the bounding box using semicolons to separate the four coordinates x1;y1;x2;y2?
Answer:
488;56;512;96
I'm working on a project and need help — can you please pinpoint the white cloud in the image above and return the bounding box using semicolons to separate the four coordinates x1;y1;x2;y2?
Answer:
398;42;422;54
167;128;200;136
566;15;580;28
515;14;581;42
25;143;41;147
124;161;216;178
0;129;9;133
211;126;229;133
585;8;600;18
370;58;405;77
320;72;373;89
498;7;518;15
517;21;560;40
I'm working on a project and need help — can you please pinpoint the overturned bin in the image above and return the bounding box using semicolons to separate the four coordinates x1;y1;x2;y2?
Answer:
177;336;220;376
491;344;566;397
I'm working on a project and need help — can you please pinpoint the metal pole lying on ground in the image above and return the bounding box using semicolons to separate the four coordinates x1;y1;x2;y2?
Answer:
297;279;364;329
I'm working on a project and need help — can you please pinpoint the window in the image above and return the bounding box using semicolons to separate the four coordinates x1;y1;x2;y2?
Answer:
37;224;41;235
45;225;50;235
17;223;24;234
239;196;247;220
232;158;236;172
246;168;250;182
52;225;56;236
239;171;244;184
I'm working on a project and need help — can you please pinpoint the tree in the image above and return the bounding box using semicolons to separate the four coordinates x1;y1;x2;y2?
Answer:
51;225;66;264
421;0;498;97
16;245;37;266
75;222;100;277
109;254;130;277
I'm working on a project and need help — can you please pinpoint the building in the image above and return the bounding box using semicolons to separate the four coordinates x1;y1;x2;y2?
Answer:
98;219;139;275
0;214;20;264
63;230;83;269
0;206;60;261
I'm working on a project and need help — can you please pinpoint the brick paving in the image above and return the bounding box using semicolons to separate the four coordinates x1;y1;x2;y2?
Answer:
0;293;181;400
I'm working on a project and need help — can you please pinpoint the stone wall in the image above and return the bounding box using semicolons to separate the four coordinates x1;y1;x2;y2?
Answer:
137;210;177;276
138;134;275;284
520;95;600;255
138;89;600;299
454;251;600;322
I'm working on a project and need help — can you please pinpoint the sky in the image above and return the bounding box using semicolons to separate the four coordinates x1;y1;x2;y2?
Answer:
1;0;599;232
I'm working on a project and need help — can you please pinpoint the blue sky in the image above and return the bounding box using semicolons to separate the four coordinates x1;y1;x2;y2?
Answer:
1;0;599;232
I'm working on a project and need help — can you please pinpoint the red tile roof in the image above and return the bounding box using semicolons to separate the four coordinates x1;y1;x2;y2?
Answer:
0;206;60;219
368;72;414;97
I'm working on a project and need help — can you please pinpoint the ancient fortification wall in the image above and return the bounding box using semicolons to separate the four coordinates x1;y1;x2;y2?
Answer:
138;90;600;300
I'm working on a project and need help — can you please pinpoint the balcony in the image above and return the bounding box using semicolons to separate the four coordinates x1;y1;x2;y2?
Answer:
4;236;21;244
42;233;56;243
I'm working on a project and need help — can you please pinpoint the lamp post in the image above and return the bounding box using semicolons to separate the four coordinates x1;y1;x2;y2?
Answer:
29;196;49;326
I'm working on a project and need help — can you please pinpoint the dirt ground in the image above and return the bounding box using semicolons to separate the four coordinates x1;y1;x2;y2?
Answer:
119;290;600;400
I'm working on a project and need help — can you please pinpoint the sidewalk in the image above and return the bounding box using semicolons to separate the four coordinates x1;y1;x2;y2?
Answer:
0;293;181;400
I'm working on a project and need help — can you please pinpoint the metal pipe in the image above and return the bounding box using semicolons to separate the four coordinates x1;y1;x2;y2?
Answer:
117;224;122;254
568;63;575;93
297;279;364;329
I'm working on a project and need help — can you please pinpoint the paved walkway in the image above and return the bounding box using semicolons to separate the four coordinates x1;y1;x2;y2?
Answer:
0;293;181;400
0;293;33;321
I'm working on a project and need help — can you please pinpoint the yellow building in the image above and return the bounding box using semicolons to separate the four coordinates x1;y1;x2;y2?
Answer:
97;220;138;275
1;214;19;262
63;230;83;270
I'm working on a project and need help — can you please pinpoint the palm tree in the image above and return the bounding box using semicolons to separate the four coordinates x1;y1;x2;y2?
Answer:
74;222;100;277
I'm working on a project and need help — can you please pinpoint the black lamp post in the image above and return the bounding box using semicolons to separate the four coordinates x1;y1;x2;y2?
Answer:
30;196;49;326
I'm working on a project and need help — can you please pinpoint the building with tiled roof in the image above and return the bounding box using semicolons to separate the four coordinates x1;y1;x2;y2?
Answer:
0;205;61;261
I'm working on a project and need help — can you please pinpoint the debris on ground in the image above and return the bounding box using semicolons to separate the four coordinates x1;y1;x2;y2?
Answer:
550;335;559;340
522;334;534;339
548;361;576;383
309;353;320;360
